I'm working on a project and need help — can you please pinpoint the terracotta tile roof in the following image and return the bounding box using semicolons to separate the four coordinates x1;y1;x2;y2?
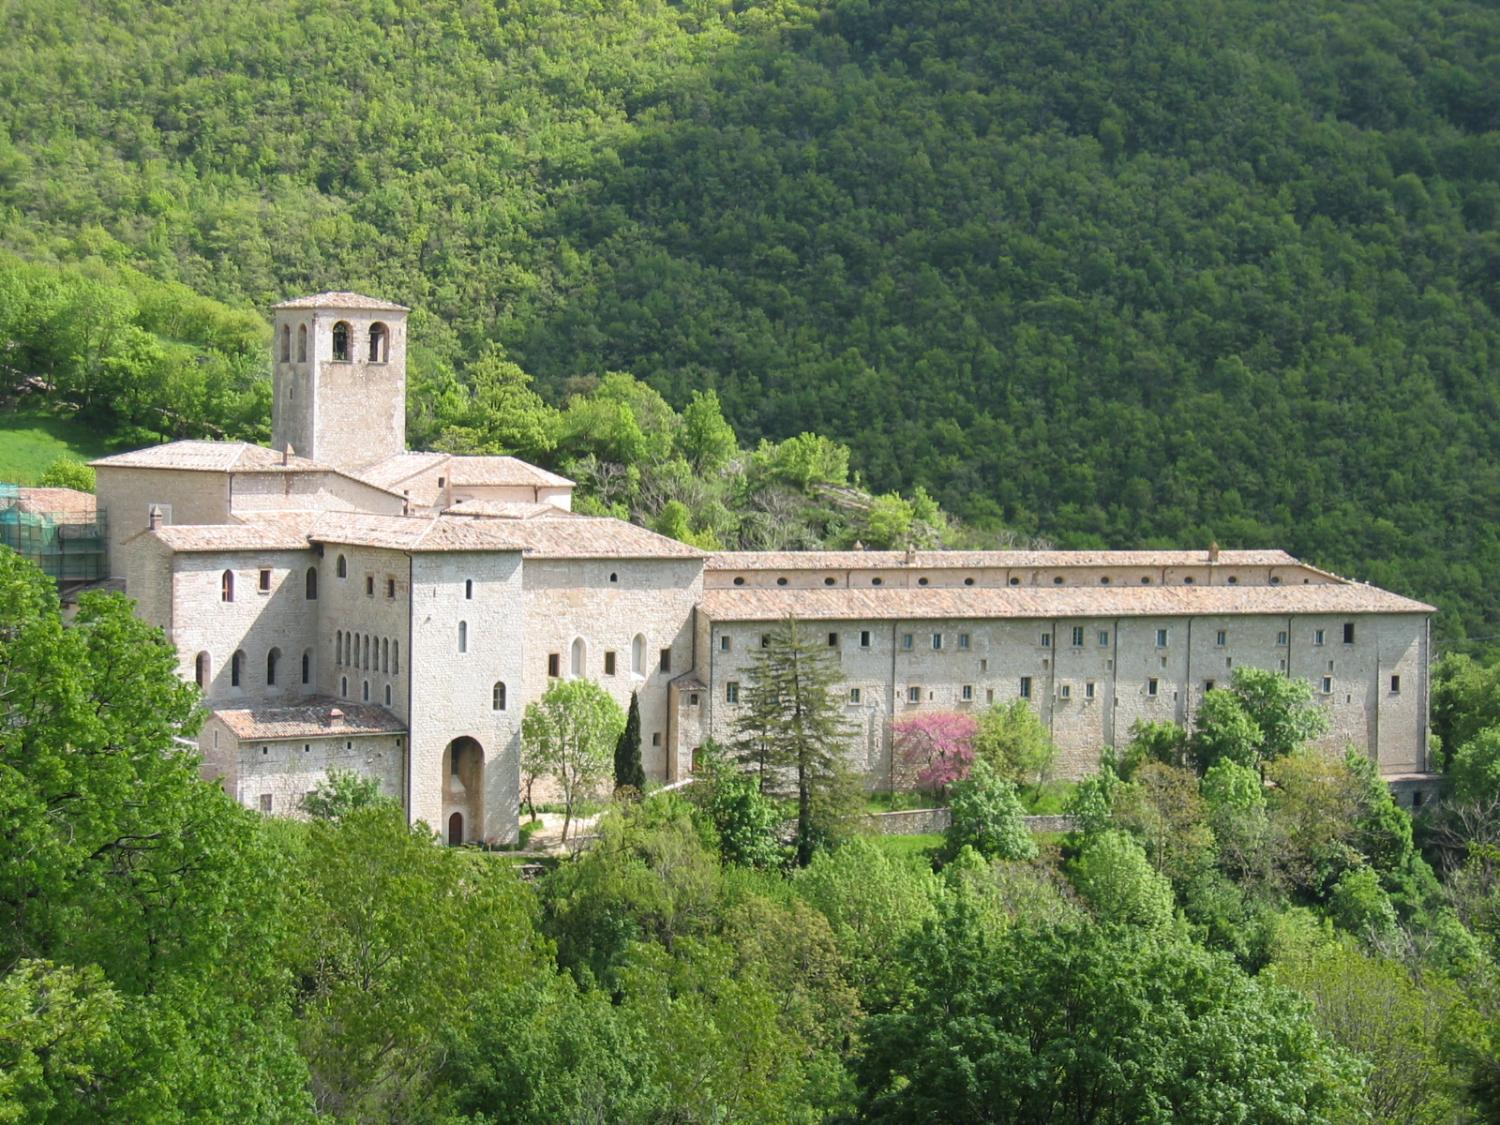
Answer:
270;291;409;312
6;487;97;519
453;515;704;559
446;456;573;489
306;512;437;551
213;697;406;741
442;499;574;519
92;441;327;474
151;513;320;552
348;451;450;491
700;583;1434;622
706;549;1303;570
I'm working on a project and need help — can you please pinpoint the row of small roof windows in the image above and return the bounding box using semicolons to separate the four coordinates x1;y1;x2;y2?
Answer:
719;624;1355;652
729;573;1293;587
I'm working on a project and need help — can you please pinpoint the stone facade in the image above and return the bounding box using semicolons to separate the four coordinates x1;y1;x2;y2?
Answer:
94;290;1442;848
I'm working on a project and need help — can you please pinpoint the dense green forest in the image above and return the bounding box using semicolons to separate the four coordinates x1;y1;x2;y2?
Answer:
5;0;1500;644
9;547;1500;1122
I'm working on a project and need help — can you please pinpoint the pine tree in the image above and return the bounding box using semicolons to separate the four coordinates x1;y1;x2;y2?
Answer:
732;616;860;866
614;691;645;793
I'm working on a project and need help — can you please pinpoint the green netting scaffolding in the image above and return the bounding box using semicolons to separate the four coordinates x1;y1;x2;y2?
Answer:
0;484;109;584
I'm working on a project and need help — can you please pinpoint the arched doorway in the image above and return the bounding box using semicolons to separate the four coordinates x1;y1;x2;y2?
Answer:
443;736;484;846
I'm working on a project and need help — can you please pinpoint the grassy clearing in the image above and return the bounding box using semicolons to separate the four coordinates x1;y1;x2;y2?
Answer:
0;409;111;484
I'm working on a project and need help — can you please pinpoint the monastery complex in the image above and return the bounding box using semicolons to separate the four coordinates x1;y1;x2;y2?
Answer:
89;293;1439;844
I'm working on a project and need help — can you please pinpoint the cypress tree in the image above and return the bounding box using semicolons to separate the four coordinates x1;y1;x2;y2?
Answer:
732;616;860;866
614;691;645;792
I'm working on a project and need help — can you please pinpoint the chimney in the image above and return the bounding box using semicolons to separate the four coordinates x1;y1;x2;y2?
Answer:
1208;540;1220;564
905;544;917;566
329;707;344;725
148;505;162;532
281;443;292;466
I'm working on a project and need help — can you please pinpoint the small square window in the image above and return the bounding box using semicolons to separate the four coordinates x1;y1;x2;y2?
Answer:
1098;630;1110;647
726;681;740;703
986;688;995;703
849;687;862;704
659;648;672;673
828;632;839;648
961;684;973;701
688;693;699;706
1205;679;1216;693
259;793;272;812
958;633;971;650
365;575;374;597
547;653;560;678
258;568;271;592
651;732;661;747
1020;676;1032;699
1155;628;1169;647
1321;675;1333;694
1059;683;1072;700
720;635;732;652
980;658;988;672
1040;633;1051;648
761;634;771;648
907;686;921;704
1071;626;1084;647
932;633;943;651
1343;622;1356;644
604;651;617;676
1314;629;1326;646
860;630;872;648
1277;631;1289;646
1390;674;1401;693
901;633;914;651
1084;681;1096;700
1215;629;1227;646
386;578;396;598
1147;678;1159;697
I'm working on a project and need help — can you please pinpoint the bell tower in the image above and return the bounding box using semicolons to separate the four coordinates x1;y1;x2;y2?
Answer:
270;291;409;468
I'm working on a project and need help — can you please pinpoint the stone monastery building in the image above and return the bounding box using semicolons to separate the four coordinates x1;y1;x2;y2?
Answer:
95;293;1438;845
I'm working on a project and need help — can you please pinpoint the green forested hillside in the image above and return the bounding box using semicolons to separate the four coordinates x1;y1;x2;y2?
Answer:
4;0;1500;641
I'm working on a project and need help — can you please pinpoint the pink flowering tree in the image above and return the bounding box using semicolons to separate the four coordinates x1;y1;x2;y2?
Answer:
893;712;978;794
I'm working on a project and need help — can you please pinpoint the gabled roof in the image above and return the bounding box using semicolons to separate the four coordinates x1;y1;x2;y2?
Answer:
5;487;96;518
270;291;409;312
149;513;321;552
212;697;407;741
446;456;574;489
308;510;704;558
348;451;450;491
700;584;1435;622
92;441;326;473
706;549;1304;571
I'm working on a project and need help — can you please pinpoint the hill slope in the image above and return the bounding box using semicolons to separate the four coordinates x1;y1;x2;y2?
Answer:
4;0;1500;640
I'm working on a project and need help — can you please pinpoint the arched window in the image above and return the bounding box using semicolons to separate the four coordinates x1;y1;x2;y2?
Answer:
363;635;371;670
221;569;235;602
458;621;468;653
492;682;507;711
296;324;307;362
571;637;586;677
631;634;645;676
305;567;318;599
465;578;474;600
369;322;388;363
231;650;245;688
280;325;291;362
332;321;350;361
336;555;347;578
340;676;348;698
302;650;312;685
382;638;389;673
384;684;391;706
362;680;370;702
335;630;342;666
266;647;280;686
195;651;210;688
392;641;399;674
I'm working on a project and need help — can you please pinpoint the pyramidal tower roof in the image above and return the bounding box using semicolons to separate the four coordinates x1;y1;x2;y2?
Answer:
270;291;409;312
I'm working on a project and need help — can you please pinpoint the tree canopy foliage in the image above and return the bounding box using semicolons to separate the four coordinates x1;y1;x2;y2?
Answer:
1;0;1499;639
